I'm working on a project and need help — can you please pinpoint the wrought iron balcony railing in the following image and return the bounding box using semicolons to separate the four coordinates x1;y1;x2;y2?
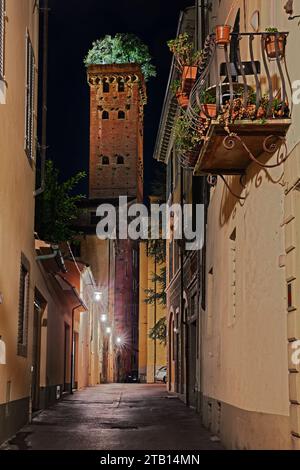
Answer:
183;31;292;175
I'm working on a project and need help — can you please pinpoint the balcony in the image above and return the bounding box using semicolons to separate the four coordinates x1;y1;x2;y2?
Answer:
184;31;292;176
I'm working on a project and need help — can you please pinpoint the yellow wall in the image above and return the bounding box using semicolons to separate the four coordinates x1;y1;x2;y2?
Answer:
139;242;166;383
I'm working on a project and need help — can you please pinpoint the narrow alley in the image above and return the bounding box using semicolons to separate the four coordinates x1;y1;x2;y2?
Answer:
1;385;222;451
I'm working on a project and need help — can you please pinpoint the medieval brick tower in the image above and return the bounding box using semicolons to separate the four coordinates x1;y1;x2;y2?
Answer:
88;64;146;202
87;64;147;382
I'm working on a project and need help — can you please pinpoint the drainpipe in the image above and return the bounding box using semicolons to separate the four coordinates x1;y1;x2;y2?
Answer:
35;0;49;197
70;304;82;395
153;251;157;383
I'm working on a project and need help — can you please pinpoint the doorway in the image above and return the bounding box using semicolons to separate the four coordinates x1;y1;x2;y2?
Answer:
64;323;70;392
32;290;46;411
188;321;197;408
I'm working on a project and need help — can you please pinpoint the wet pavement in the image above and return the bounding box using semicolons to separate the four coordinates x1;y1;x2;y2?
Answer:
1;384;223;450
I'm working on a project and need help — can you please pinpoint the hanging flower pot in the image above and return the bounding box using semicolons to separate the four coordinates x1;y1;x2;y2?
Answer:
176;92;189;109
265;32;286;60
215;25;231;46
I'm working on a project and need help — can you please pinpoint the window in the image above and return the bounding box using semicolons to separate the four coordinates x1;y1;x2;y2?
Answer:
0;0;5;80
118;110;125;120
103;80;109;93
117;155;124;165
18;255;30;357
102;156;109;165
118;81;125;92
25;31;35;160
102;111;109;120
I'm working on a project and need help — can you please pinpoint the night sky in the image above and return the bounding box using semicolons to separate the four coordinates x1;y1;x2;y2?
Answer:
46;0;194;196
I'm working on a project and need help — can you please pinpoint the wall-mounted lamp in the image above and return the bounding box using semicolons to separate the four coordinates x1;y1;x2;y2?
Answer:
106;326;112;335
94;291;102;302
101;314;108;323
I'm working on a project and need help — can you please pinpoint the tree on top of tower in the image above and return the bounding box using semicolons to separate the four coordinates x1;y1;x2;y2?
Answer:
84;33;156;81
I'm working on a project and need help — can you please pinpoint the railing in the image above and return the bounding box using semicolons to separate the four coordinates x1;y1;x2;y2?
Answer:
186;31;291;130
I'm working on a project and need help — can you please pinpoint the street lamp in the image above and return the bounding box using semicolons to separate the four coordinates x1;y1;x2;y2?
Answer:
116;337;122;346
100;314;108;323
106;326;112;335
94;291;102;302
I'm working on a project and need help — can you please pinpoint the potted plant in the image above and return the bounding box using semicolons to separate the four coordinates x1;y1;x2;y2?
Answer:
220;92;290;125
199;90;217;119
168;33;202;93
171;80;189;109
215;0;240;46
174;113;208;167
264;28;287;60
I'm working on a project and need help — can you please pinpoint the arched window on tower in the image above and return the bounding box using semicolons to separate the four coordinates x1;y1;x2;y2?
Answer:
102;156;110;165
102;111;109;120
117;155;124;165
103;80;110;93
118;81;125;92
118;110;125;120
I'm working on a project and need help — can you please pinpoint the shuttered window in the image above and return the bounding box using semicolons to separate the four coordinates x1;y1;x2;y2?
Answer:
0;0;5;80
25;31;35;160
17;255;30;357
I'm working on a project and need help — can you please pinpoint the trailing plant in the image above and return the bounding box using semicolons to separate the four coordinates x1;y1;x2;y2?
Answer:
36;160;86;244
167;33;202;71
265;27;279;33
84;33;156;81
171;79;182;95
220;93;290;126
174;112;208;156
199;89;216;104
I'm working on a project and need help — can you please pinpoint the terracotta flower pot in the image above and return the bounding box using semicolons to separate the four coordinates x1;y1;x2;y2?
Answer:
215;25;231;46
181;65;198;94
182;65;198;81
200;104;217;119
176;92;189;109
265;34;286;59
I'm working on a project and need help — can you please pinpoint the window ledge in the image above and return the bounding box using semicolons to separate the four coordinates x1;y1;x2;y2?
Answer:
0;79;7;104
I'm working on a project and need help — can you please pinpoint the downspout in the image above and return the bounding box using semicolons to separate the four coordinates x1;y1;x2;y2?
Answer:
180;167;189;406
153;251;157;382
34;0;49;197
70;304;82;395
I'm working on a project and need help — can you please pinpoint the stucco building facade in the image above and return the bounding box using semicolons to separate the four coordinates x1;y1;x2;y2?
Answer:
0;0;102;445
155;0;300;450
